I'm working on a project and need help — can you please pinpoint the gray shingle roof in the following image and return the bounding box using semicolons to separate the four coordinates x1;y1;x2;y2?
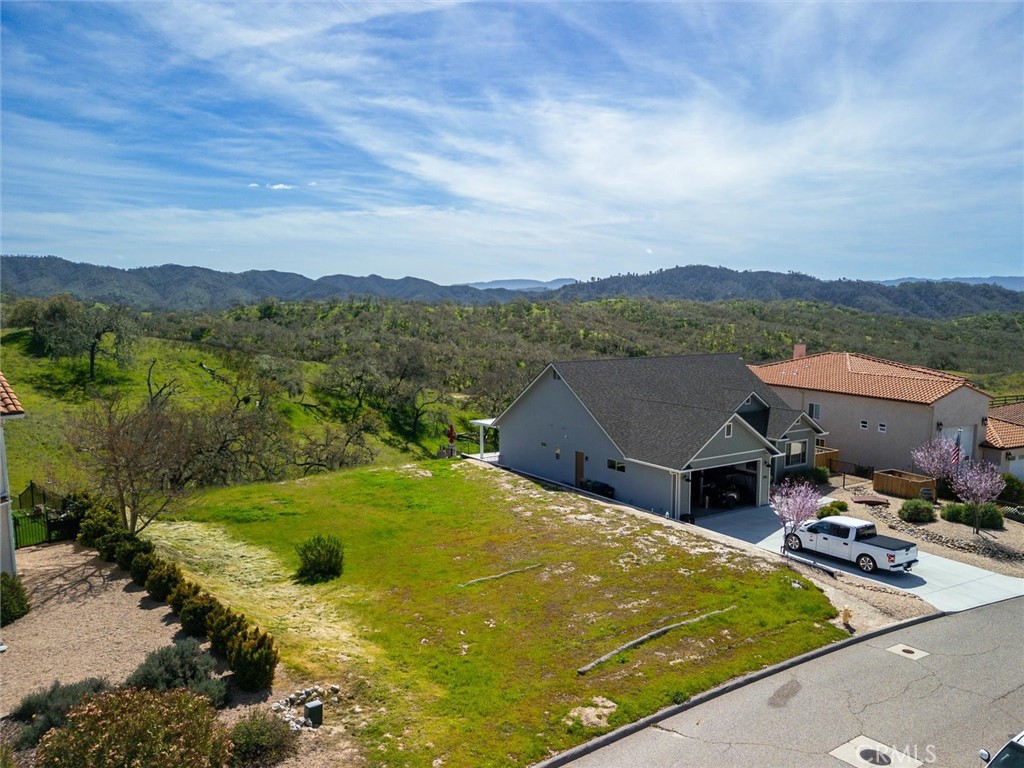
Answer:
550;354;805;469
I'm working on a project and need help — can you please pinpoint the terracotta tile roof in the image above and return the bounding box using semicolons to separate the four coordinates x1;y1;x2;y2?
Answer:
990;402;1024;426
984;417;1024;450
0;371;25;418
750;352;984;405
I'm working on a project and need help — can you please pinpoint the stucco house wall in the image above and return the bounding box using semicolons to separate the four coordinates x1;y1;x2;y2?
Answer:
765;386;988;473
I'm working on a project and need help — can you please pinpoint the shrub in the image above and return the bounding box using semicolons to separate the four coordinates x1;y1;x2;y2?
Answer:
295;533;344;583
145;560;184;602
898;498;936;523
36;688;232;768
830;500;849;512
229;709;299;767
1;744;13;768
1000;474;1024;505
76;506;121;548
95;529;134;562
168;580;202;614
940;502;969;523
976;503;1005;530
816;506;839;519
0;572;30;626
940;501;1004;529
130;551;161;587
114;537;155;571
10;678;110;748
179;592;222;638
228;627;279;692
207;604;250;658
124;638;228;708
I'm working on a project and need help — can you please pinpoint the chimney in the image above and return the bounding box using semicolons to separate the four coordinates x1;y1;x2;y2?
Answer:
793;343;807;360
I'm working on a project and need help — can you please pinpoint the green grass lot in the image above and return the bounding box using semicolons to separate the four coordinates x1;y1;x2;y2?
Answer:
157;461;846;767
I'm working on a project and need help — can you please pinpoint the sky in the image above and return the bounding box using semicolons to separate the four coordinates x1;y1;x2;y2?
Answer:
1;2;1022;285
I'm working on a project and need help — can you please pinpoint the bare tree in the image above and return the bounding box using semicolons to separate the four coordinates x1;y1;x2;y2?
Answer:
68;392;197;534
771;479;822;553
950;459;1006;534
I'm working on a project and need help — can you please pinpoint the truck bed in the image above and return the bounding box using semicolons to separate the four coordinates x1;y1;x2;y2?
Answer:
860;533;915;551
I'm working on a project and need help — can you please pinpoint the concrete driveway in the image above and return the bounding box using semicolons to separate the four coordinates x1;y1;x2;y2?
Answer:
694;505;1024;612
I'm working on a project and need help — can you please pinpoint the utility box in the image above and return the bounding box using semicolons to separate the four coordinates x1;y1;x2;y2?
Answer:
304;699;323;727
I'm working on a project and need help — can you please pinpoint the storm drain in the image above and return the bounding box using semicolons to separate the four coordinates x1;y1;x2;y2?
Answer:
886;643;929;660
830;736;923;768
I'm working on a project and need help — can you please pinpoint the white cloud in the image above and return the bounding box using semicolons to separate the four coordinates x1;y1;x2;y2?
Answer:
267;183;294;190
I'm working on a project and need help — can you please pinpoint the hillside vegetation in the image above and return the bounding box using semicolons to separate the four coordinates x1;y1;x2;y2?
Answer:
3;295;1022;493
3;255;1022;317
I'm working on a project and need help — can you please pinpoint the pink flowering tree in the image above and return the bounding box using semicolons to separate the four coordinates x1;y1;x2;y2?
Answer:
911;437;957;482
770;479;822;553
950;459;1006;534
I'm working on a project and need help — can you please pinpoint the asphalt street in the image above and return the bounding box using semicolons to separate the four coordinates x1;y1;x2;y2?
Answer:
546;596;1024;768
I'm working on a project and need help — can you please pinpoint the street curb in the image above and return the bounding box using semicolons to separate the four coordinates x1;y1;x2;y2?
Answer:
531;610;948;768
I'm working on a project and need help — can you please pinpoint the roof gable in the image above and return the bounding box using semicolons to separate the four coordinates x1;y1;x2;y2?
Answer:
751;352;985;405
546;354;801;469
984;417;1024;450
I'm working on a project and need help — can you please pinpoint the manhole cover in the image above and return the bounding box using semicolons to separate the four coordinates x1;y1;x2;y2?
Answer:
859;748;893;765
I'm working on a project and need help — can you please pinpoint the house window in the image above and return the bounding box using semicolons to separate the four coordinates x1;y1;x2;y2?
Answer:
552;371;560;380
724;423;733;438
785;440;808;467
859;420;868;430
607;459;625;472
540;441;547;447
878;423;887;433
808;403;821;419
815;438;826;447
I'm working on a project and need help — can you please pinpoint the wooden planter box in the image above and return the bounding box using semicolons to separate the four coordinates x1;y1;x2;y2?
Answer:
873;469;936;500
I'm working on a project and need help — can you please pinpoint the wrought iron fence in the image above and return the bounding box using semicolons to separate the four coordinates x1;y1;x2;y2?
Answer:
10;481;80;549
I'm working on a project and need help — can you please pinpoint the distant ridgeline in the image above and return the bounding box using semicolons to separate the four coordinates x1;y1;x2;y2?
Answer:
1;254;1021;318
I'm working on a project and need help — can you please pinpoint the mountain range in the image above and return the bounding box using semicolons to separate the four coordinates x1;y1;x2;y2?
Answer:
1;255;1021;319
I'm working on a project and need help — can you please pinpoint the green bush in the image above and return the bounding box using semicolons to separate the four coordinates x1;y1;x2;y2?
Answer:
95;529;134;562
10;678;110;748
228;627;279;692
129;551;161;587
76;506;121;549
1;572;30;626
114;537;155;571
229;708;299;767
207;604;250;658
36;688;232;768
940;501;1004;529
295;533;344;583
179;592;222;638
1;743;13;768
168;580;202;614
976;503;1005;530
1000;473;1024;505
899;498;936;523
124;638;227;709
940;502;969;523
816;500;848;519
145;560;184;602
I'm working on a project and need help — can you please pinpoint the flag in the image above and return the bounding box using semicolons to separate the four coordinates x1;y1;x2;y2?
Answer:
448;424;456;444
952;429;961;469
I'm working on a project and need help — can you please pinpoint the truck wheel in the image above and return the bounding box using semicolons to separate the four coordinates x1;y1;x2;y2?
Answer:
857;554;877;573
785;533;802;552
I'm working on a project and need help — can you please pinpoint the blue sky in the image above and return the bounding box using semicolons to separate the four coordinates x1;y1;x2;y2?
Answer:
2;1;1021;284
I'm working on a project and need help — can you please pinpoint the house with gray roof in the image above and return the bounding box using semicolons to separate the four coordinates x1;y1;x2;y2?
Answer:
491;354;825;520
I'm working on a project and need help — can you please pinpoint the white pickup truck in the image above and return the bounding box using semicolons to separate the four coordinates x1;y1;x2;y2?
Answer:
784;515;919;574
